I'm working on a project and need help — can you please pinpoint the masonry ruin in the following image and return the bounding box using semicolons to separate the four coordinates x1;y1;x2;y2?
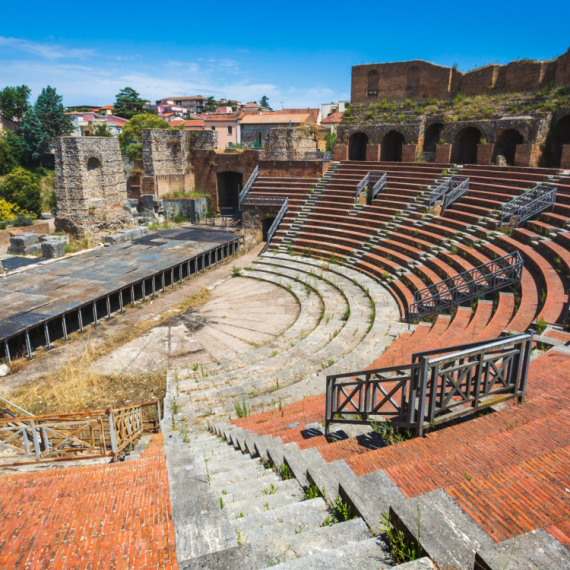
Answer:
54;137;133;236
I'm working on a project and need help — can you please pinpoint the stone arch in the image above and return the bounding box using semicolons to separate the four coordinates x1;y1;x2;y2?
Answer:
549;115;570;167
406;65;421;99
495;128;525;166
452;127;482;164
381;131;405;162
349;132;369;161
217;171;243;212
367;70;379;97
423;123;444;153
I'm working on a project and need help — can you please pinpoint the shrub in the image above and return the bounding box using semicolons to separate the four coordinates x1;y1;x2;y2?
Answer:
0;167;41;214
0;221;6;230
0;198;22;221
12;214;33;227
0;133;17;175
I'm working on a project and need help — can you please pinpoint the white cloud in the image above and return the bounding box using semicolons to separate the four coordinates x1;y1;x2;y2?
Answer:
0;36;95;59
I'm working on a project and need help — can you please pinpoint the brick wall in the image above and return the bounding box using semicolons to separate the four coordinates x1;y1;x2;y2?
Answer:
561;144;570;169
402;144;418;162
0;222;50;245
365;144;380;161
351;49;570;102
515;143;541;167
333;144;348;161
436;144;452;163
476;143;495;165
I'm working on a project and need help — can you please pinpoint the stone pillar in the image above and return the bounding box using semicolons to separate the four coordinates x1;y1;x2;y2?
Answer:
402;144;418;162
365;144;380;162
333;144;348;161
514;143;540;168
476;143;494;165
436;143;452;163
561;144;570;169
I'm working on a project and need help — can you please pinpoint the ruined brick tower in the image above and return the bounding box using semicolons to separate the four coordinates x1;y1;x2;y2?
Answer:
54;137;132;237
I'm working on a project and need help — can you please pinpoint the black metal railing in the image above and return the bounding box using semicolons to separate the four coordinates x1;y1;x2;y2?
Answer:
429;176;470;209
500;184;557;227
355;171;387;201
325;333;532;436
409;251;523;321
238;165;259;209
266;197;289;246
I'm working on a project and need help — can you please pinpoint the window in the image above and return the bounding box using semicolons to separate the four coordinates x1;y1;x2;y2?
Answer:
228;126;233;135
211;126;216;130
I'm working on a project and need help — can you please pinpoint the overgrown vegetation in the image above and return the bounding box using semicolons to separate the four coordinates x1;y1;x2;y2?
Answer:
380;507;425;563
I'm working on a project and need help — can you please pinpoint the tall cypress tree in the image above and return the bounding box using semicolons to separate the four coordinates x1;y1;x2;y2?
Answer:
21;107;51;164
34;86;73;141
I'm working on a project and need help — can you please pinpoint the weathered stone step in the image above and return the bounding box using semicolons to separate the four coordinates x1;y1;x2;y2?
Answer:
257;522;390;569
208;463;269;486
223;479;304;518
231;497;329;537
390;489;494;570
216;474;292;504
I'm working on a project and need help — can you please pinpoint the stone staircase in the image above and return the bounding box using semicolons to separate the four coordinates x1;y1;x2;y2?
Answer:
276;162;341;252
161;422;435;570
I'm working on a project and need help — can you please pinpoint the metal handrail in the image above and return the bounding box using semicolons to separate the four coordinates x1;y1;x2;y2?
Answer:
409;251;523;321
266;197;289;246
500;184;557;227
429;176;470;208
355;171;385;201
238;165;259;209
325;333;532;436
371;172;387;200
443;177;469;209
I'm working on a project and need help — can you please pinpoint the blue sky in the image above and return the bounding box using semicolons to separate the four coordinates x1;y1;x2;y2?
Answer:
1;0;569;109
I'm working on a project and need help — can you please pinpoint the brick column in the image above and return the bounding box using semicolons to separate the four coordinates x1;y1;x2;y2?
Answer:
333;144;348;161
402;144;418;162
476;143;494;165
514;143;540;168
436;143;452;163
365;144;380;161
561;144;570;169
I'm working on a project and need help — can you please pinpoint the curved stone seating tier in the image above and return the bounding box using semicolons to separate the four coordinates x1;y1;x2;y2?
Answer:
173;253;404;421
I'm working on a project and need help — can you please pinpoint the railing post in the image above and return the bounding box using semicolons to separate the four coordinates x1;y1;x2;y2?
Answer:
108;409;118;458
518;332;533;402
30;420;42;461
416;357;429;437
325;377;332;435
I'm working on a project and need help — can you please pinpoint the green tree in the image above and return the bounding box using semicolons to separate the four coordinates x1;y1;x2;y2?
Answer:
0;133;17;175
259;95;272;109
0;85;31;122
114;87;149;119
118;113;170;160
203;96;217;112
0;167;42;214
21;108;51;164
5;131;31;167
34;86;74;141
325;131;337;152
92;121;113;137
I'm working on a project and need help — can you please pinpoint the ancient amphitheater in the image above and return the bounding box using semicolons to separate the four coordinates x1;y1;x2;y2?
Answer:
2;54;570;570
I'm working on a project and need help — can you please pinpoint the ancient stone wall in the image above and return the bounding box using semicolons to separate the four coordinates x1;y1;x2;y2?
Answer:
352;49;570;102
263;127;319;153
141;129;217;195
54;137;132;236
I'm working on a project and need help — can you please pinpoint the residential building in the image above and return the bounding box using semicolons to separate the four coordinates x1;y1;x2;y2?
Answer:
321;101;349;118
239;112;311;148
282;108;322;125
157;96;208;114
321;111;343;134
214;106;233;114
203;114;240;148
169;119;205;131
98;105;116;116
67;112;128;136
241;102;273;114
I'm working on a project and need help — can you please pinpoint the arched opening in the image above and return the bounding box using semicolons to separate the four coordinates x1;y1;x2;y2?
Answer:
217;171;243;212
262;217;275;242
381;131;405;162
423;123;444;153
495;129;524;165
406;65;420;99
549;115;570;167
452;127;482;164
367;70;379;97
87;157;101;171
349;132;369;161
